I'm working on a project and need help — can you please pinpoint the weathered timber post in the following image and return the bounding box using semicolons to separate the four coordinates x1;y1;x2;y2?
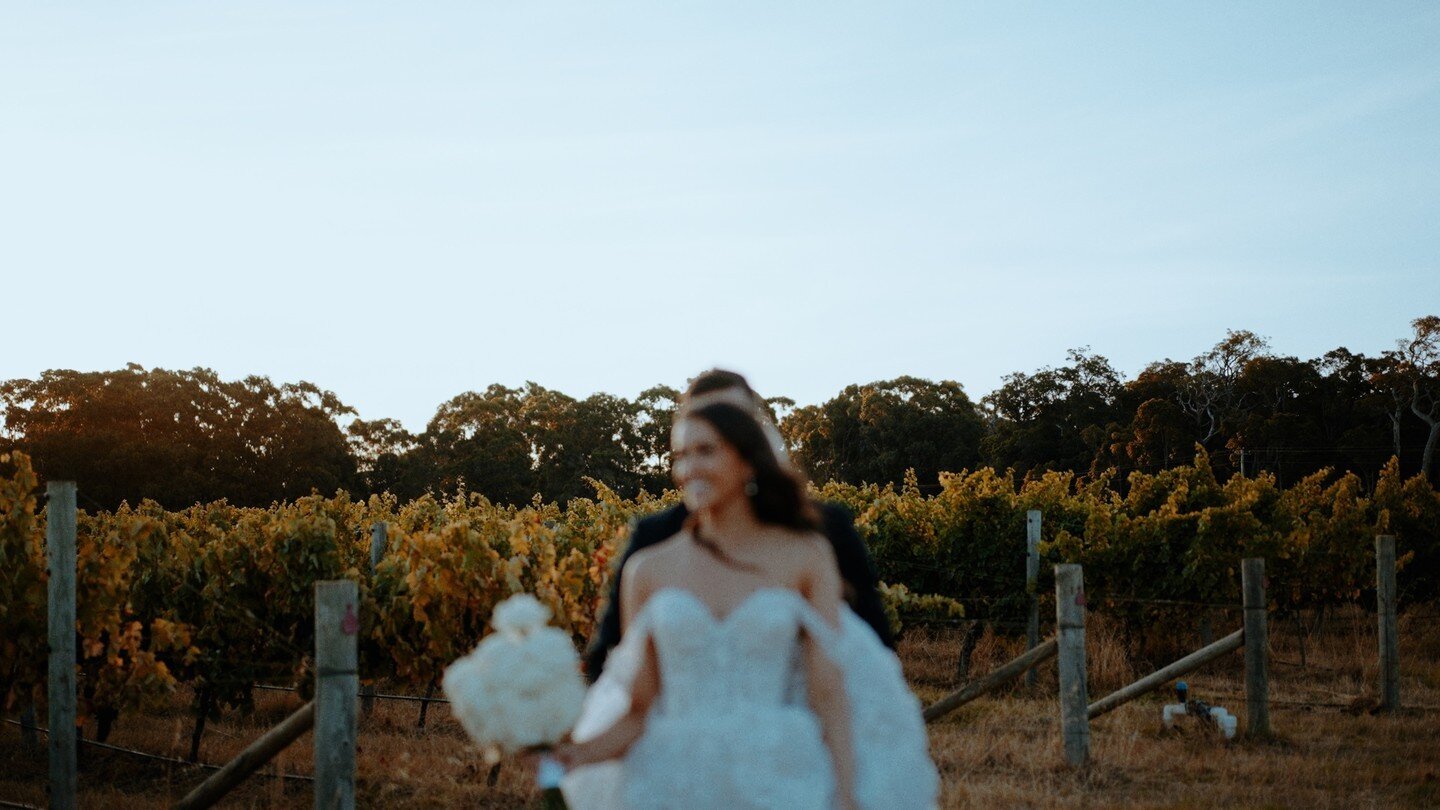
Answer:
1055;564;1089;766
174;701;316;810
1087;629;1245;719
369;522;387;572
361;523;387;719
1376;535;1400;711
47;481;78;810
1026;510;1041;687
1241;558;1270;736
315;580;358;810
925;638;1058;723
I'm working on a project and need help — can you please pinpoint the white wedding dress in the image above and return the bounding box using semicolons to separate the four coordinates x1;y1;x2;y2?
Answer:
562;588;939;810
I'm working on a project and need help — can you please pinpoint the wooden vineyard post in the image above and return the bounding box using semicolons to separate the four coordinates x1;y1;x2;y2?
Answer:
1087;629;1245;719
174;701;316;810
925;638;1058;723
1055;564;1089;767
1376;535;1400;711
361;523;387;719
1242;558;1270;736
369;522;387;571
1026;509;1041;687
47;481;78;810
315;580;359;810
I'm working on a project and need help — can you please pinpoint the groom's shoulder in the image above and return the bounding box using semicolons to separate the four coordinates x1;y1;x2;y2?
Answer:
814;500;855;524
812;500;859;538
627;503;688;551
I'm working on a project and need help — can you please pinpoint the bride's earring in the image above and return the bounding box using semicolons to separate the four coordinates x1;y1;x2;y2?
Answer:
744;477;759;497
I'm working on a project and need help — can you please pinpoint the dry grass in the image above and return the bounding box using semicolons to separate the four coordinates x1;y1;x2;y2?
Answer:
3;606;1437;808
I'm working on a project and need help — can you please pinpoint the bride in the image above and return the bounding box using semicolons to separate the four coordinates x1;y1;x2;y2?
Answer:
553;399;937;809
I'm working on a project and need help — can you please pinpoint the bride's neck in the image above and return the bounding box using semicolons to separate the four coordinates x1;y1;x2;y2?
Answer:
694;495;760;543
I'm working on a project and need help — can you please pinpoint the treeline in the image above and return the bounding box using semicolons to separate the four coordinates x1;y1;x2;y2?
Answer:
2;317;1437;509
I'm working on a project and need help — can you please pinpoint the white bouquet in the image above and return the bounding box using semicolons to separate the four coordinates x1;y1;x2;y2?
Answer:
443;594;587;778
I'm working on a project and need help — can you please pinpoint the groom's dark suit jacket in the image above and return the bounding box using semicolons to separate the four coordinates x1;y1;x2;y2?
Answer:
583;501;894;682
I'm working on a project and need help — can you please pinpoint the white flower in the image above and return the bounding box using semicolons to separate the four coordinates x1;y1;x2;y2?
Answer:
442;593;586;755
491;593;553;637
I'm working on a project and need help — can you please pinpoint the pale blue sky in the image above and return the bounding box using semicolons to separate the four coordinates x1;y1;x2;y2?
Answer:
4;3;1438;431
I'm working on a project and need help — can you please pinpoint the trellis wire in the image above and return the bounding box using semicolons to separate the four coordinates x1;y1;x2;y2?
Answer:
1199;693;1440;713
252;683;451;705
1;718;315;783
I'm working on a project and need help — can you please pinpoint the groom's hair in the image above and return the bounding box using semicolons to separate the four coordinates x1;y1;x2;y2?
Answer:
684;369;757;402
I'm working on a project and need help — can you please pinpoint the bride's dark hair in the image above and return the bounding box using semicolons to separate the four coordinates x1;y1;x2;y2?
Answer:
683;401;820;533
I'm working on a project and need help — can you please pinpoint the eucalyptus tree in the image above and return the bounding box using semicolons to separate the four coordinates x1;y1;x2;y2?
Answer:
981;348;1124;476
422;384;537;503
1177;329;1271;447
780;376;984;488
0;365;356;508
1394;315;1440;479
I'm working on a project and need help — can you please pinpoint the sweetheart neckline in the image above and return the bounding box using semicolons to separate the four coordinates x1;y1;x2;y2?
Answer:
647;586;803;627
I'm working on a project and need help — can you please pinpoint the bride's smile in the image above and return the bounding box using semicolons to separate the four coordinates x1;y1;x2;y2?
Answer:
671;416;754;515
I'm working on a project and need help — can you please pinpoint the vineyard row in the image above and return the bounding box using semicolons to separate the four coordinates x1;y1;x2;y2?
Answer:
1;447;1436;739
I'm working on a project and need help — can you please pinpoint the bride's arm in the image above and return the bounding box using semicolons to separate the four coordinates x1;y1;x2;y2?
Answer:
800;538;858;810
554;559;659;768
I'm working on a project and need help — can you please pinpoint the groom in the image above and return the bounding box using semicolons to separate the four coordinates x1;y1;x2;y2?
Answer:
582;369;894;682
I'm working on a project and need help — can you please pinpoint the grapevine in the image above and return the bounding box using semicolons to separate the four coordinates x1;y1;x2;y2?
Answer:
0;447;1434;737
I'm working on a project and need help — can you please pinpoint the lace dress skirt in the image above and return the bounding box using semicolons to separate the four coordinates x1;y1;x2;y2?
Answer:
620;702;835;810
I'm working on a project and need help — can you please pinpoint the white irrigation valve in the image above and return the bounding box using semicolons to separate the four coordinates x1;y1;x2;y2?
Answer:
1164;681;1236;740
1208;707;1238;739
1162;703;1187;728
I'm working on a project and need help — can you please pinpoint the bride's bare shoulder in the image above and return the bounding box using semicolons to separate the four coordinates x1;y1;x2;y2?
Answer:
751;527;836;589
621;534;694;627
625;531;688;572
764;526;834;564
621;532;689;598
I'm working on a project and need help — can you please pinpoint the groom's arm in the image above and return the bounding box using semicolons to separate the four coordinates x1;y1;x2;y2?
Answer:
818;502;895;649
582;504;688;682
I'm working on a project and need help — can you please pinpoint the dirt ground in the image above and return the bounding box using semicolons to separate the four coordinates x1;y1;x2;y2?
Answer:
3;607;1437;808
